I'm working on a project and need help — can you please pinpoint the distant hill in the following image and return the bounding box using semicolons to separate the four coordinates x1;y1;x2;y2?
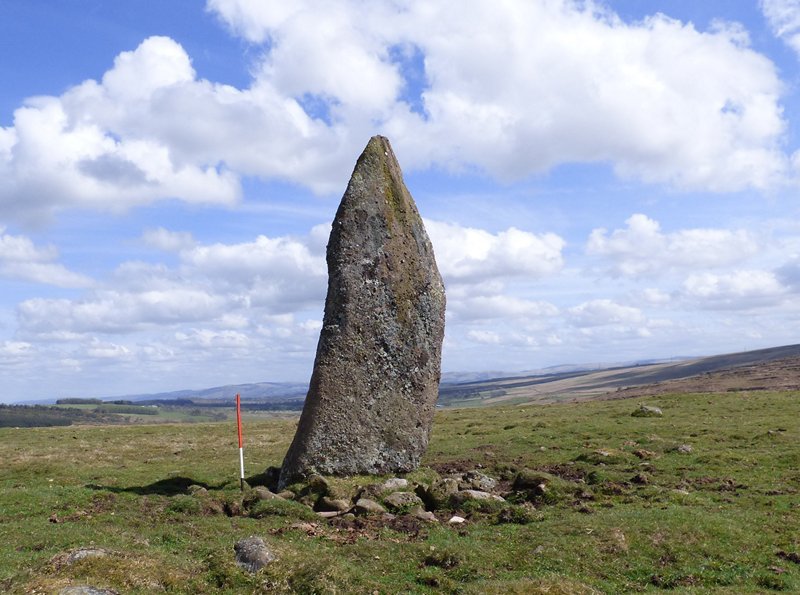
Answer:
437;343;800;406
19;343;800;407
113;381;308;403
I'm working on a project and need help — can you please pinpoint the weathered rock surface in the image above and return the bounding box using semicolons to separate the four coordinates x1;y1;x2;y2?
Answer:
316;496;352;512
458;471;497;492
234;536;276;573
381;477;409;492
354;497;387;516
383;491;424;511
451;489;506;506
418;477;460;510
279;136;446;487
632;404;663;417
59;587;119;595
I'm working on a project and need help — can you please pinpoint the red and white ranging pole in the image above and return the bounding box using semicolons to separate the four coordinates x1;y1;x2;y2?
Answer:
236;393;245;491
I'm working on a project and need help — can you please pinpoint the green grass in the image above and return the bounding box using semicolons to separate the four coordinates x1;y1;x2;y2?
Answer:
1;390;798;593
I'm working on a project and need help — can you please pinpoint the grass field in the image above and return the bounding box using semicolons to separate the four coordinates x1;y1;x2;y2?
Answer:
1;390;798;593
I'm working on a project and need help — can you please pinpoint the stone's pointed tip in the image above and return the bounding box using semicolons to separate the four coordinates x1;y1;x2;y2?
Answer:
365;134;393;154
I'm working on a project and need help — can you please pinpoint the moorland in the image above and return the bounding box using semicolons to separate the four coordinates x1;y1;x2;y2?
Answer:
1;376;799;593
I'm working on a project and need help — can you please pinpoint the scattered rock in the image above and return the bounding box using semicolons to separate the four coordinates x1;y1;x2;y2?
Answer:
279;135;446;487
451;490;505;505
495;504;538;525
458;471;497;492
632;405;663;417
316;510;342;519
418;478;459;510
512;470;575;505
316;496;352;513
234;536;276;573
253;486;282;500
408;506;438;522
59;587;119;595
306;474;331;497
383;491;424;511
448;515;466;524
353;498;387;516
64;548;110;566
277;490;295;500
381;477;409;492
243;486;283;508
187;484;208;496
676;444;693;454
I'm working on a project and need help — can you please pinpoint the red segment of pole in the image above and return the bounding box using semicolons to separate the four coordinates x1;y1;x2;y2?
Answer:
236;393;243;448
236;393;244;491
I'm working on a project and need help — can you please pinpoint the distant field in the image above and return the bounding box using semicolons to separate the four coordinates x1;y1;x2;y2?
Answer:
0;402;302;428
2;389;798;593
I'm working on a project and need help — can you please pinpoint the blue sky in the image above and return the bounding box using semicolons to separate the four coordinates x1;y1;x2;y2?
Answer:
2;0;800;402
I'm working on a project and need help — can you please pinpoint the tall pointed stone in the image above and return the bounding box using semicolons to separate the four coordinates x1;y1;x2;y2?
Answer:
279;136;446;487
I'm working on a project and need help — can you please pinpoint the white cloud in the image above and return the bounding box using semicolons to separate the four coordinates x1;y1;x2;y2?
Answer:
587;214;759;277
568;299;646;327
640;288;672;305
17;288;228;335
426;220;564;283
682;269;787;307
142;227;196;252
450;295;559;322
761;0;800;57
0;2;790;226
0;37;242;224
466;329;501;345
14;225;328;342
0;341;33;363
86;339;133;360
0;228;93;287
174;328;251;349
206;0;789;192
182;235;325;284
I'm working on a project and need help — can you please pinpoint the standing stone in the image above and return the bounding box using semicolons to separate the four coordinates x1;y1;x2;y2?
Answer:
279;135;445;487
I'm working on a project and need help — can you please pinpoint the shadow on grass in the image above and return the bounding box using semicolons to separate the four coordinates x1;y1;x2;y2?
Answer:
87;476;229;496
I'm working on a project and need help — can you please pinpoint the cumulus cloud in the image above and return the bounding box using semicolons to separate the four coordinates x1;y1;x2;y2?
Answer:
761;0;800;57
568;299;647;328
0;228;93;287
206;0;789;192
587;214;759;277
0;2;791;226
15;227;331;339
682;269;787;308
17;288;228;335
426;220;564;284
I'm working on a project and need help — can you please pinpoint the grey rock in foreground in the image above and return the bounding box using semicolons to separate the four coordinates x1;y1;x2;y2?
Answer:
279;135;446;487
234;536;276;573
632;404;663;417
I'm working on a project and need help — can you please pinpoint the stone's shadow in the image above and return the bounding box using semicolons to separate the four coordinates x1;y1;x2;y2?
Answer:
86;476;228;496
245;467;281;491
